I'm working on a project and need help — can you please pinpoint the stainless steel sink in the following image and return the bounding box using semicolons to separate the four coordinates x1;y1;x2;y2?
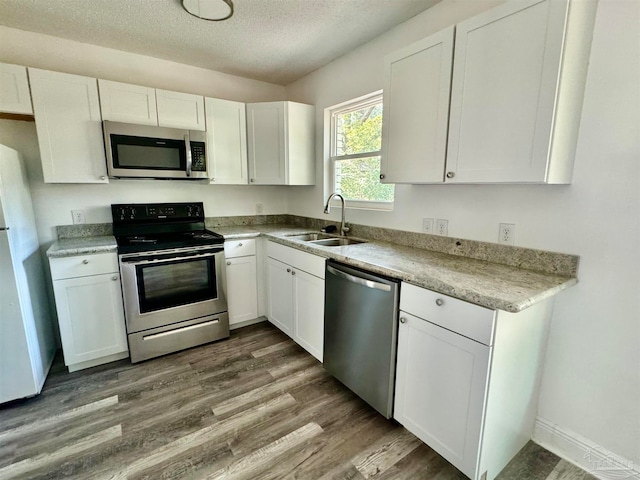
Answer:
285;232;335;241
310;237;366;247
284;232;367;247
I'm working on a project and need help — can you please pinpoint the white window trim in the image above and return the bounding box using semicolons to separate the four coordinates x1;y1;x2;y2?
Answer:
328;91;393;211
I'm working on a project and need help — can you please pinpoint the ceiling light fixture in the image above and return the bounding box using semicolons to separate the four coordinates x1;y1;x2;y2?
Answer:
181;0;234;21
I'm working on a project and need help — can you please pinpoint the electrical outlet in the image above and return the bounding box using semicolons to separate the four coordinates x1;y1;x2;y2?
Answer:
71;210;86;225
498;223;515;245
255;203;264;215
422;218;434;234
435;219;448;236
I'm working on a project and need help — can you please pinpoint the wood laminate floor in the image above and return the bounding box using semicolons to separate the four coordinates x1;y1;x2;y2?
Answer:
0;322;597;480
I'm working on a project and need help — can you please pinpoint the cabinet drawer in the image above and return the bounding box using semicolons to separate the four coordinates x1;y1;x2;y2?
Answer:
224;238;256;258
267;241;325;279
50;252;118;280
400;283;495;345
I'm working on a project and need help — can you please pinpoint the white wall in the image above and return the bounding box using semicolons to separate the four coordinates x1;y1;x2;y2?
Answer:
0;27;291;245
286;0;640;468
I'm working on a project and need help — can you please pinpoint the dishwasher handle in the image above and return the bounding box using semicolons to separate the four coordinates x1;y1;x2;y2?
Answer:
326;264;391;292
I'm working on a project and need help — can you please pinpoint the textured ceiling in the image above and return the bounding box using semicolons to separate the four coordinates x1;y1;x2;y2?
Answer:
0;0;441;85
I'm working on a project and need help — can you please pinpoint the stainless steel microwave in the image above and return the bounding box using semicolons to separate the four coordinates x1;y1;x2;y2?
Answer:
103;121;208;179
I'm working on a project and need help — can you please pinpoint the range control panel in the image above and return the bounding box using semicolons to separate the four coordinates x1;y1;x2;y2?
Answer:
112;202;204;223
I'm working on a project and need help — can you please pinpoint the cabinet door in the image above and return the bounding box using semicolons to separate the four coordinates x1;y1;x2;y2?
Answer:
394;311;491;478
246;102;286;185
293;269;324;362
381;27;453;184
53;273;128;366
0;63;32;114
98;79;158;125
205;97;248;184
266;257;294;336
156;89;206;131
445;0;568;183
225;255;258;326
29;69;107;183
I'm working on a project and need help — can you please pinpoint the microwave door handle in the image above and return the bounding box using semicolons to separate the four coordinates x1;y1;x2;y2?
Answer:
185;134;192;177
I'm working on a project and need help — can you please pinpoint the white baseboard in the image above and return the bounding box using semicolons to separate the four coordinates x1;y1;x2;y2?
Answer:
533;417;639;480
229;316;267;330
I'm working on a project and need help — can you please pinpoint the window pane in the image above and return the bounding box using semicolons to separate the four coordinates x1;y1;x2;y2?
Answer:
335;103;382;156
335;156;394;202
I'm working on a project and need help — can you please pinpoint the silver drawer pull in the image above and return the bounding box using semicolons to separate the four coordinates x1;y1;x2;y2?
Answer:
112;275;118;281
435;298;444;306
227;261;231;265
82;259;89;264
238;242;243;247
400;317;406;324
287;268;291;273
142;320;219;341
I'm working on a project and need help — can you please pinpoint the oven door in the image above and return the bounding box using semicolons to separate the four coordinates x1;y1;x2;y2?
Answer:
119;246;227;333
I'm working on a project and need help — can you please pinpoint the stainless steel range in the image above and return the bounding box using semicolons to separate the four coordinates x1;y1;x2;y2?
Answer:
112;202;228;363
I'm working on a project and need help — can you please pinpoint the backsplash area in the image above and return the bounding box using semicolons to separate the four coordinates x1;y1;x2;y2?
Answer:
56;214;579;277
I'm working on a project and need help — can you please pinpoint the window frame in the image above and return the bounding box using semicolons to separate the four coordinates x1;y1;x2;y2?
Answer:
328;91;393;211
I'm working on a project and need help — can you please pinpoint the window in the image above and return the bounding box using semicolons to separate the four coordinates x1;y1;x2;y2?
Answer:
330;92;394;208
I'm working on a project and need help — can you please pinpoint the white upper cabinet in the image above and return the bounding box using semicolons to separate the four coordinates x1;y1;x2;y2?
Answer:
445;0;596;184
98;80;205;131
205;97;248;184
246;101;315;185
0;63;33;114
98;79;158;125
29;69;108;184
156;89;205;131
381;27;454;184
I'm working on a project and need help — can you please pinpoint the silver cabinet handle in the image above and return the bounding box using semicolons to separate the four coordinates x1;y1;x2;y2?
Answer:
82;259;89;264
227;261;231;265
211;178;216;182
238;242;243;247
400;317;406;324
100;175;106;180
326;265;391;292
291;270;296;275
111;275;118;281
286;268;291;273
446;172;455;179
380;174;385;180
250;178;255;183
435;298;444;306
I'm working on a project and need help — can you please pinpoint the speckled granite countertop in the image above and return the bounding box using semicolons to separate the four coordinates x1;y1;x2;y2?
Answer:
47;236;118;258
215;224;577;313
45;223;578;312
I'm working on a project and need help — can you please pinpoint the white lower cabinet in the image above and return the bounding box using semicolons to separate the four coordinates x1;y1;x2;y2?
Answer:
395;311;490;478
49;252;128;372
224;239;258;327
395;283;553;480
266;241;324;361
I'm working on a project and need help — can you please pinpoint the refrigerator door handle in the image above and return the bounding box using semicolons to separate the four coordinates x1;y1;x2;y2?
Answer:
0;227;9;231
326;264;391;292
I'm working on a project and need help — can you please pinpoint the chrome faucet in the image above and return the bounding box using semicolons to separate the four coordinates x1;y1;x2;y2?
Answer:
324;193;350;236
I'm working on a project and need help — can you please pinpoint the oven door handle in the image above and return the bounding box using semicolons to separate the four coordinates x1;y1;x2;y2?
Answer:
120;250;221;265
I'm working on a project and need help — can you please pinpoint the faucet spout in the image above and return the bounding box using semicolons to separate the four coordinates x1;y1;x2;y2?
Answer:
324;193;350;236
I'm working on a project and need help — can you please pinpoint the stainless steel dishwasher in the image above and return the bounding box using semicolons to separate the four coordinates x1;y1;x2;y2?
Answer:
324;260;400;419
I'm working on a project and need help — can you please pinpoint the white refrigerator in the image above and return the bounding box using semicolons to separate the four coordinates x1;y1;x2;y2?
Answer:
0;144;56;404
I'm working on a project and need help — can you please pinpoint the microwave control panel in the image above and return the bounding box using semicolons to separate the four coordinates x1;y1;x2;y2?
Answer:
191;142;206;172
